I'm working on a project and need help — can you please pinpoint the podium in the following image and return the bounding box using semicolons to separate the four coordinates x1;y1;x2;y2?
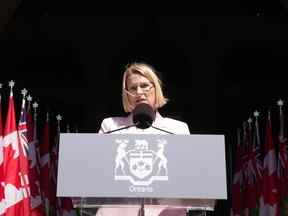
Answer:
57;134;227;215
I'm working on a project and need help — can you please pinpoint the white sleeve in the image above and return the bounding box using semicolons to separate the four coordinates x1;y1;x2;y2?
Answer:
166;118;190;135
181;122;190;134
98;118;111;134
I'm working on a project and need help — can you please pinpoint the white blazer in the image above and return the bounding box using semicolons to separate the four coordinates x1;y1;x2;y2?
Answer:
96;112;190;216
99;112;190;135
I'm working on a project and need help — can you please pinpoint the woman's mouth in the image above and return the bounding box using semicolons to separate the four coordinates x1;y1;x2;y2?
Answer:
136;99;146;103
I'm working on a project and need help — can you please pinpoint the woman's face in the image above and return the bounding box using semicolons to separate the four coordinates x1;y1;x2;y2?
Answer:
126;73;156;111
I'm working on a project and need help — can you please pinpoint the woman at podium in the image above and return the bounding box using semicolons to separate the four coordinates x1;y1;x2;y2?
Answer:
97;62;190;216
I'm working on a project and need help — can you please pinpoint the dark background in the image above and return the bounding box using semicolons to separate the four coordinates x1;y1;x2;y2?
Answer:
0;1;287;215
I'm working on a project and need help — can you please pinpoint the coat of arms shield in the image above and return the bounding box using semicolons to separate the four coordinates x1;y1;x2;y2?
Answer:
129;152;153;179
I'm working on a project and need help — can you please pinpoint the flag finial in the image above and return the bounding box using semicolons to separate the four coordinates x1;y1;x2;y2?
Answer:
32;102;38;110
27;95;32;102
21;88;28;97
277;99;284;106
56;114;62;121
8;80;15;88
253;110;260;117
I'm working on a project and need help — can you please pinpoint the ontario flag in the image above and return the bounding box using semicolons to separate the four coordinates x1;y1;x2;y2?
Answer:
17;89;32;216
259;111;279;216
2;82;30;216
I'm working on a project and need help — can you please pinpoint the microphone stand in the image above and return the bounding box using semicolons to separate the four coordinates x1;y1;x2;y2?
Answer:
151;126;174;134
105;123;175;135
140;198;145;216
104;124;137;134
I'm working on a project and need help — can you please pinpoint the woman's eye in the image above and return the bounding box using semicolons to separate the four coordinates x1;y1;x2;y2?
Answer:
141;84;149;88
129;86;137;92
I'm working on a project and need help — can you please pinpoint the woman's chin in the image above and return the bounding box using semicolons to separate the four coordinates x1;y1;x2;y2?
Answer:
136;101;148;105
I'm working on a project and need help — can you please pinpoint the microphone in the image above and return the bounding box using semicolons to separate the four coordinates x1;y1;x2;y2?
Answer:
133;103;174;134
105;103;174;134
132;103;155;129
104;103;153;134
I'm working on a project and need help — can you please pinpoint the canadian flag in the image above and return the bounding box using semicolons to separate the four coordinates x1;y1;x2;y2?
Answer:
259;111;279;216
2;83;31;216
0;88;4;215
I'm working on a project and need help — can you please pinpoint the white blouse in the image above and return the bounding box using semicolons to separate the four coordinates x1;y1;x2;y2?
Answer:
99;112;190;135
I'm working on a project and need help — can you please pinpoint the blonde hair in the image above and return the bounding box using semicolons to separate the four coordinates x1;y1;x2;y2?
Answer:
122;62;168;113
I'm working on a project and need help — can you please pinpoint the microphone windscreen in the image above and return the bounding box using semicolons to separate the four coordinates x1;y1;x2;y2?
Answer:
132;103;155;129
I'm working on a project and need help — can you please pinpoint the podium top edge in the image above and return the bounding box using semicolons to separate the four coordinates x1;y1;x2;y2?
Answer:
60;133;226;136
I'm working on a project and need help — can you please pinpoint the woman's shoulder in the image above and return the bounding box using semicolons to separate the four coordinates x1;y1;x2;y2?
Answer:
157;114;190;134
98;115;131;133
162;116;189;127
101;116;130;125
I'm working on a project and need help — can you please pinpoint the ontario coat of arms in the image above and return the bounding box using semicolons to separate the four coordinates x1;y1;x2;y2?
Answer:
114;139;168;186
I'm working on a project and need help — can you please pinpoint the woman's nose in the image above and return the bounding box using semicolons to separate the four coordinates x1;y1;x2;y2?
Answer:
136;86;144;94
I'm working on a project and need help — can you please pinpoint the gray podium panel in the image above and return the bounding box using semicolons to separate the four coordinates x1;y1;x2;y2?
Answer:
57;133;227;210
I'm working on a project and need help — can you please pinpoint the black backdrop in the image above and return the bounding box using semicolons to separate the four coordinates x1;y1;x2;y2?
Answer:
0;3;287;215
